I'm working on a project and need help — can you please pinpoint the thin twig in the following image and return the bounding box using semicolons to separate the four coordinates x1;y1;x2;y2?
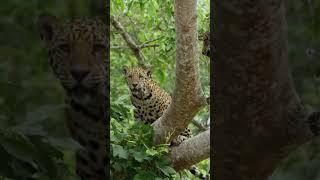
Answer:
111;46;131;49
111;44;159;49
139;44;160;48
139;37;163;45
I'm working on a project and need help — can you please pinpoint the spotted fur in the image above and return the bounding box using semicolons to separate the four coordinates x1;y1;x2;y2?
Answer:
123;67;191;144
37;15;108;180
123;67;208;179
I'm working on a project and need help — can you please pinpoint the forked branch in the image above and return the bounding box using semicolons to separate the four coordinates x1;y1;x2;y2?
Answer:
170;130;210;170
152;0;207;146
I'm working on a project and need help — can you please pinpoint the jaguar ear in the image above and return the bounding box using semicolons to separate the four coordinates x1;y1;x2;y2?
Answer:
146;68;152;77
123;66;128;75
36;14;58;42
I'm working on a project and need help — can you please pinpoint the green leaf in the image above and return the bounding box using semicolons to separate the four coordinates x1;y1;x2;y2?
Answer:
25;105;64;122
152;0;159;9
139;0;145;11
112;161;123;172
131;150;149;162
116;0;125;11
113;144;128;159
146;148;158;156
133;171;157;180
0;130;36;165
28;136;62;177
46;137;82;150
9;158;37;179
157;166;176;177
11;123;46;136
157;156;172;167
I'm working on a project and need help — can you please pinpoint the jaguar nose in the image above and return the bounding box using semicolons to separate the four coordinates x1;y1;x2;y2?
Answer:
132;83;138;88
71;68;89;82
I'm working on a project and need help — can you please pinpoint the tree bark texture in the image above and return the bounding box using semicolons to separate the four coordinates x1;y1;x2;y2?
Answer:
152;0;207;145
213;0;313;179
170;130;210;171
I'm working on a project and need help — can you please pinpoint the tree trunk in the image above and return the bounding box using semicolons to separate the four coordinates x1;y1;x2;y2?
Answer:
170;130;210;171
213;0;313;179
150;0;209;169
152;0;207;145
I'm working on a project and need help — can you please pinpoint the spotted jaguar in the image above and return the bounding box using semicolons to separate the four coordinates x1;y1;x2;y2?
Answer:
37;14;108;180
123;66;207;179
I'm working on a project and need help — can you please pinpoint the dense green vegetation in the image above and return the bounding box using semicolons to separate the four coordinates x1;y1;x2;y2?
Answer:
0;0;319;179
286;0;320;109
0;1;97;179
110;0;210;179
268;2;320;179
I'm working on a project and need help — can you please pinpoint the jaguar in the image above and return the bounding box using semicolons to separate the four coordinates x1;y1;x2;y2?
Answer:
37;14;108;180
123;66;207;179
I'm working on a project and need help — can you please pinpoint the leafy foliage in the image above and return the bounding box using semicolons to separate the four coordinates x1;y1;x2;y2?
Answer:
0;0;99;179
285;0;320;109
0;125;82;179
111;0;210;97
111;103;177;179
270;138;320;180
110;0;210;179
111;102;210;179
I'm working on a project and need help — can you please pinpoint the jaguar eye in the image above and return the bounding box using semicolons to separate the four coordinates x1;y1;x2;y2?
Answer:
93;44;106;52
58;44;70;53
128;75;132;78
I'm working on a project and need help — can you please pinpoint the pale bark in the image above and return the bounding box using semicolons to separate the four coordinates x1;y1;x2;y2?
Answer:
213;0;314;179
170;130;210;171
152;0;207;145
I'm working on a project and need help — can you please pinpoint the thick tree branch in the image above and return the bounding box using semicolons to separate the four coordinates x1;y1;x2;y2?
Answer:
152;0;206;145
169;130;210;171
